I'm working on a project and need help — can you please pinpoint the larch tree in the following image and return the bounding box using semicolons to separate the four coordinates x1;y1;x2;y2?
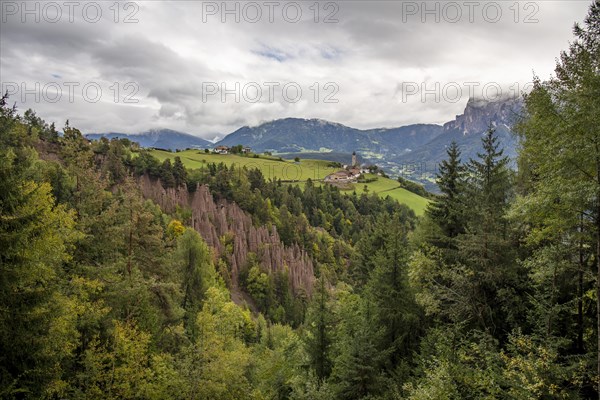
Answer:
515;1;600;393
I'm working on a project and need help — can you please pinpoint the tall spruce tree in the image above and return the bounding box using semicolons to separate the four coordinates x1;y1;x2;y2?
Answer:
173;156;187;188
304;277;333;384
366;214;421;375
426;141;466;242
458;127;521;338
331;294;385;399
177;229;215;338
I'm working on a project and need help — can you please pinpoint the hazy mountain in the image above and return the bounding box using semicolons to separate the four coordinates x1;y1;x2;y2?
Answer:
214;98;521;185
364;124;445;157
85;129;212;151
215;118;367;153
385;97;523;191
396;124;518;169
215;118;443;155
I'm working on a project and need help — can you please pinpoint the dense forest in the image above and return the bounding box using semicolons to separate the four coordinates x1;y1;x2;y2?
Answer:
1;3;600;399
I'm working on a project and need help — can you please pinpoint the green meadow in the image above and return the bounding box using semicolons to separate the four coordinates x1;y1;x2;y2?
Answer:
150;150;429;215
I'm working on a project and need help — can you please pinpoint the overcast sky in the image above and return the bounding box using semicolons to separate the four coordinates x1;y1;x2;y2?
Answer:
0;0;592;139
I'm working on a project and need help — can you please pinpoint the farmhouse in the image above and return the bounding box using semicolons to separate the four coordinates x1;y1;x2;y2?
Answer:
325;170;354;183
215;145;230;154
324;151;363;183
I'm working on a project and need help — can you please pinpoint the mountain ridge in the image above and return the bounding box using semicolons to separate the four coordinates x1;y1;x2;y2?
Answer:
85;128;211;151
215;117;445;157
214;97;522;174
85;97;523;190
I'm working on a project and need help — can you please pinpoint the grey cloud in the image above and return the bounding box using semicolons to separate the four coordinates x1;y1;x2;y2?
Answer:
0;0;593;138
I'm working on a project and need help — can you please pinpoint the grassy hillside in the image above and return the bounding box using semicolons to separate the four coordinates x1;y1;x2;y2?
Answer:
150;150;429;215
150;149;340;181
353;175;429;215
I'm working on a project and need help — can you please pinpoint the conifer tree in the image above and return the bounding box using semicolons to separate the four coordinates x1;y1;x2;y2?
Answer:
177;229;215;337
458;127;520;337
366;214;421;375
173;156;187;187
426;141;466;242
516;1;600;391
304;277;332;384
0;97;79;396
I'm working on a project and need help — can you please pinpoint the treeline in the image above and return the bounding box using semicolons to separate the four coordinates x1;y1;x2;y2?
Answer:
405;7;600;395
57;113;420;328
397;176;431;199
1;99;256;398
0;90;420;398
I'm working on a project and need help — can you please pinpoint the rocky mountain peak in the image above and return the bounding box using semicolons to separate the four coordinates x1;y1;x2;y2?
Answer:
443;97;523;135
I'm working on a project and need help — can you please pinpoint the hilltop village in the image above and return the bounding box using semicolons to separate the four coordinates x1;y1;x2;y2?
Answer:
206;146;378;185
324;152;370;184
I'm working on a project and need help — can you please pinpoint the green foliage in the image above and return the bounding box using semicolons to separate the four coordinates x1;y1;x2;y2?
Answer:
177;228;216;337
405;328;506;399
179;286;255;399
246;264;273;311
160;159;176;188
330;290;386;399
230;144;244;154
365;215;422;376
425;141;466;243
3;6;600;395
74;320;181;399
405;328;585;399
397;176;431;199
0;103;80;397
173;156;187;187
512;2;600;394
303;278;333;383
131;150;161;178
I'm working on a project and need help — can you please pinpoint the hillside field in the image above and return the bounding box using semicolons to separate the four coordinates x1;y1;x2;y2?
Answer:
150;149;429;215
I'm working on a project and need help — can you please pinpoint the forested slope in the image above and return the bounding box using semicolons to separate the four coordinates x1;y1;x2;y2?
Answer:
1;3;600;398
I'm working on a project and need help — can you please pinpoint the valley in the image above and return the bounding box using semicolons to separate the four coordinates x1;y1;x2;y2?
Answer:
89;97;522;193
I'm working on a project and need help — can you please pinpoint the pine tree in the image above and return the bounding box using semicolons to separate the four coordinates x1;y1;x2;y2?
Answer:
426;141;466;242
466;127;510;231
160;159;176;188
177;229;215;337
0;99;79;396
331;295;385;399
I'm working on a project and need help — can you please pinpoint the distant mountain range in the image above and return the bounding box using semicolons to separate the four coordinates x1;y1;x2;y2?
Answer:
86;97;523;190
213;97;523;189
85;129;211;151
392;97;522;171
216;119;444;157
